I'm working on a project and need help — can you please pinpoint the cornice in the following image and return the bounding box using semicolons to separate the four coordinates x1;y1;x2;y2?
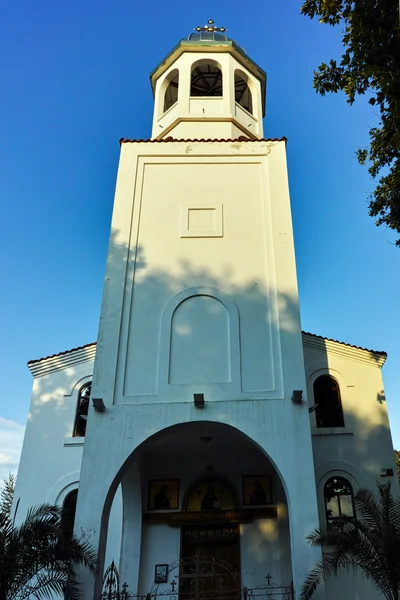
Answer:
302;332;386;368
27;343;96;378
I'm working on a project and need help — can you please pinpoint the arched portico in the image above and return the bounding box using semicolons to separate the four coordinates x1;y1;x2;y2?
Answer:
75;413;321;600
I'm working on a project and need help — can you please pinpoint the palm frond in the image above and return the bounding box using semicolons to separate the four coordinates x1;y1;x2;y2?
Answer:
0;503;97;600
301;482;400;600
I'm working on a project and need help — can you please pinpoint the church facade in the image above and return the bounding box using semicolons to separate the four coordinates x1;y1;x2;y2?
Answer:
13;25;397;600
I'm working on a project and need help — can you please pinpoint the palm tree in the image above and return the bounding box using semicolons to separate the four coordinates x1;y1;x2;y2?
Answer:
301;482;400;600
0;503;98;600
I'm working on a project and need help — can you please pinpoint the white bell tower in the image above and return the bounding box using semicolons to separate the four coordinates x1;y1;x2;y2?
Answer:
151;20;265;140
75;21;322;600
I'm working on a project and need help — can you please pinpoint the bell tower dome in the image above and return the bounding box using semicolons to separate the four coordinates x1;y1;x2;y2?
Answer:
150;20;266;140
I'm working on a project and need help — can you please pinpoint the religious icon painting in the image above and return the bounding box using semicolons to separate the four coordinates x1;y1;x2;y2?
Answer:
242;475;273;506
148;479;179;510
154;564;169;584
185;478;237;511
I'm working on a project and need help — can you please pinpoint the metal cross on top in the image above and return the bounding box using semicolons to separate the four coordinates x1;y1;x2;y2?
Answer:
195;19;227;33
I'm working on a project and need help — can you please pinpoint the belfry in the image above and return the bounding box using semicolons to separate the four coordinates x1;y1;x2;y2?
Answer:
13;21;397;600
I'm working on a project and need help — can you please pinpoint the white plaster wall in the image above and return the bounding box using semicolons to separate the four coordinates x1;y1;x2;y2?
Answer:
13;359;93;524
105;485;123;569
304;343;398;492
138;524;180;594
241;479;290;588
304;341;398;600
101;140;299;406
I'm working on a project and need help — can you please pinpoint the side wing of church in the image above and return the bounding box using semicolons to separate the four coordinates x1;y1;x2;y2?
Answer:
13;24;398;600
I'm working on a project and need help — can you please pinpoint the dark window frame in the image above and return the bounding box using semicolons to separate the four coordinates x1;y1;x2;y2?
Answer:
324;476;355;528
61;489;78;538
314;375;344;428
234;71;253;114
73;382;91;437
163;70;179;113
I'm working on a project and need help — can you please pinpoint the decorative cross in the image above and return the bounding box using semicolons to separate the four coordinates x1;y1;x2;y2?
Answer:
195;19;226;33
170;580;177;593
266;574;272;586
121;583;129;599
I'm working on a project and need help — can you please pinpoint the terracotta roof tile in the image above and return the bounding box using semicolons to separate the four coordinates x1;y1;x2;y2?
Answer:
27;342;96;365
27;331;386;366
119;136;287;145
302;331;387;357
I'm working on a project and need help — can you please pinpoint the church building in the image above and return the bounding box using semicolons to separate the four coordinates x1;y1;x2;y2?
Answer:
13;22;398;600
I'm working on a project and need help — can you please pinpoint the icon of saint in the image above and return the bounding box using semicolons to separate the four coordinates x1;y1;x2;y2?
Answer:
250;481;267;505
201;484;221;510
154;485;171;509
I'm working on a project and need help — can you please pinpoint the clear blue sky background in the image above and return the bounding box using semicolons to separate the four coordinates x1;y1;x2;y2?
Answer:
1;0;399;472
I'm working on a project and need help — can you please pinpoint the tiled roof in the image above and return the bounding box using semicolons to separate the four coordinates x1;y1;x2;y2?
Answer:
27;342;96;365
119;136;287;145
302;331;387;357
27;331;386;367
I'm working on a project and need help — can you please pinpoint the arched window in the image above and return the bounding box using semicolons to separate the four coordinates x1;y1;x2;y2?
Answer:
62;489;78;538
324;476;354;527
235;72;253;114
163;70;179;112
190;63;223;97
73;382;91;437
314;375;344;428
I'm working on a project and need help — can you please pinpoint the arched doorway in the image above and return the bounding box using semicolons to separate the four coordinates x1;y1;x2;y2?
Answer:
96;421;294;598
129;422;291;594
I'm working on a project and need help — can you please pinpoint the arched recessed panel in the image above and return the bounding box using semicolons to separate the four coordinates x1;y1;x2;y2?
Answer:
163;69;179;112
191;62;223;97
314;375;344;428
169;295;230;384
235;71;253;114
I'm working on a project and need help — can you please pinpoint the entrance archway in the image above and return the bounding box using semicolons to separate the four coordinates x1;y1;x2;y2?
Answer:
101;421;293;596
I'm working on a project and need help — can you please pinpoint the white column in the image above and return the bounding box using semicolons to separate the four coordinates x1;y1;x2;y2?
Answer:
119;463;143;594
285;476;324;599
74;469;116;599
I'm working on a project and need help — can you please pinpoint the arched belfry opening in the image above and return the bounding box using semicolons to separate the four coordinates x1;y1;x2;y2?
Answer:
190;61;223;97
235;71;253;114
163;69;179;112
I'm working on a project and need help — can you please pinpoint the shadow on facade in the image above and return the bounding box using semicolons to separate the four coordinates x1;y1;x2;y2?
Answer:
15;228;398;600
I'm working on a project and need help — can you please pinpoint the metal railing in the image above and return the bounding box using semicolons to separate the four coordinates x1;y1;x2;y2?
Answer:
100;561;293;600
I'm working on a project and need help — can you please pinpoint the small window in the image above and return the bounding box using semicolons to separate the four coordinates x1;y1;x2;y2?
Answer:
73;382;91;437
164;70;179;112
235;72;253;114
314;375;344;428
324;476;354;527
191;63;222;97
62;489;78;538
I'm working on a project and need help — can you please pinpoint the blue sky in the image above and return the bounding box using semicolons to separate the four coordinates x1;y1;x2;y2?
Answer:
0;0;399;476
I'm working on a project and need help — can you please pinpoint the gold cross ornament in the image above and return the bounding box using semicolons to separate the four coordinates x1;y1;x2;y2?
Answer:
195;19;226;33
